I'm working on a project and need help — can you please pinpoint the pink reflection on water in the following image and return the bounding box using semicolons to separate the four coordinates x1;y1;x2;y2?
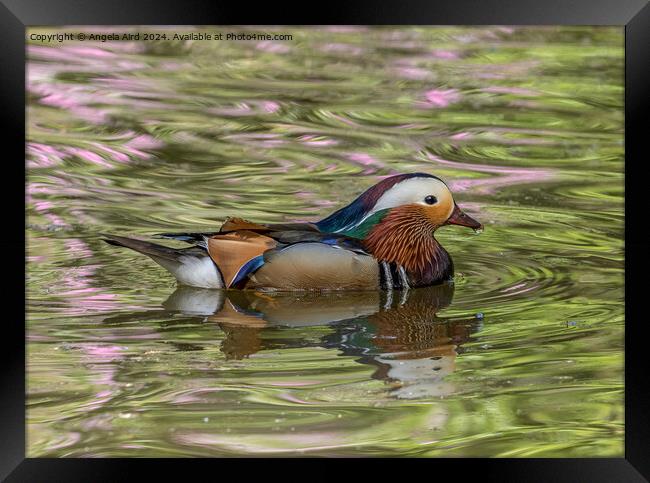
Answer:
29;45;88;64
70;344;127;416
173;431;346;453
256;41;291;54
121;146;152;159
90;143;130;163
475;60;541;80
65;147;113;168
262;101;281;113
33;200;54;211
273;159;295;173
451;132;472;140
63;46;117;59
29;132;163;164
497;27;516;35
298;135;338;147
224;132;285;148
452;27;506;43
329;113;360;128
27;190;71;228
28;180;82;197
394;66;435;81
47;432;82;451
347;153;377;166
208;100;281;117
501;282;539;296
477;73;506;80
314;199;337;207
28;45;174;127
125;134;164;150
29;82;170;112
27;231;142;314
425;153;553;195
83;344;127;359
27;143;65;168
29;44;147;70
65;238;94;258
94;77;154;90
171;388;229;405
418;89;461;108
345;152;392;175
31;82;110;124
294;191;314;199
319;43;364;56
431;50;459;59
304;162;319;172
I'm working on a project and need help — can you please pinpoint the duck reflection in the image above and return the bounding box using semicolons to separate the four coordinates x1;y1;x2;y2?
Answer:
161;284;482;398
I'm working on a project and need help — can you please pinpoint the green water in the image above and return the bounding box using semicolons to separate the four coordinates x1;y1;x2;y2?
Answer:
26;26;624;457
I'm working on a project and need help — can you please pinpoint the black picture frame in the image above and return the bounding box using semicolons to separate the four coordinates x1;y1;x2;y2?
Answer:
4;0;648;480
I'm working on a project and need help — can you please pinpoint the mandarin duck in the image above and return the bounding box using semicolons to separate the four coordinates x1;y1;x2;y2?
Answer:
103;173;482;291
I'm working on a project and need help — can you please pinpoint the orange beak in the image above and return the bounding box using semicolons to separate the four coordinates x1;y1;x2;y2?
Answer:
446;204;483;230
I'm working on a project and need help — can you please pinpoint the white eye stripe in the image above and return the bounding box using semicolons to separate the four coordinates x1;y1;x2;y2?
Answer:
368;178;452;215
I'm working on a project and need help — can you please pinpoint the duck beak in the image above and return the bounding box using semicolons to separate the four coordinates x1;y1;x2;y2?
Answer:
446;204;483;231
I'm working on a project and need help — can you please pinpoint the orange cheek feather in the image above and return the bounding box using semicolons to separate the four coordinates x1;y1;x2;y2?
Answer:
421;198;453;227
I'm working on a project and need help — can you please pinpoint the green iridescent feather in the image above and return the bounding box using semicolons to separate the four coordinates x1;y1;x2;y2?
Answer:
338;209;389;239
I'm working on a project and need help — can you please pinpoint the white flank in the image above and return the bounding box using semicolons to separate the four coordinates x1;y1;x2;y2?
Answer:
154;255;224;289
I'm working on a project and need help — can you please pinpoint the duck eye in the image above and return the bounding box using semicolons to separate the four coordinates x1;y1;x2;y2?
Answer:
424;195;437;205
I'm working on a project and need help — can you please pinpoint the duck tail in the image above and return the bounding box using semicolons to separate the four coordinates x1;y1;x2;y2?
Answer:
102;234;190;262
102;234;224;289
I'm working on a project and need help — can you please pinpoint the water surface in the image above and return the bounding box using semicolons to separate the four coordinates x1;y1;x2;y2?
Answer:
26;26;624;457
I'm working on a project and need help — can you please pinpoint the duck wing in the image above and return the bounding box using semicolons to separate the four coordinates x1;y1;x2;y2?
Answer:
206;227;375;290
153;217;320;244
220;217;321;234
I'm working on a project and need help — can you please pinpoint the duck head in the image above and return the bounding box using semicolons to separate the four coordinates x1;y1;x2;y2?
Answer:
316;173;482;285
317;173;482;234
